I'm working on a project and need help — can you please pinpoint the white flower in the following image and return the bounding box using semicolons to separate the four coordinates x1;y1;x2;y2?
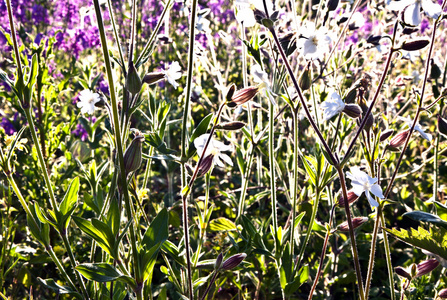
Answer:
398;116;432;141
234;0;274;27
77;89;101;115
164;61;182;89
346;167;384;208
299;22;332;61
389;0;442;26
320;91;345;121
251;64;277;105
236;7;257;27
194;134;233;168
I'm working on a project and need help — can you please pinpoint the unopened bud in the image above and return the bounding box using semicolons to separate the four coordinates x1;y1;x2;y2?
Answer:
216;122;246;131
430;59;441;79
344;88;357;104
299;63;312;91
126;62;142;95
123;133;145;174
337;217;368;232
215;253;223;270
366;35;382;45
438;115;447;137
402;27;419;35
439;288;447;298
227;86;259;108
395;266;412;280
143;72;165;85
389;130;410;148
327;0;339;11
221;253;247;270
225;84;236;103
401;39;430;51
362;112;374;131
94;97;106;108
343;104;362;118
279;32;297;56
380;129;394;142
338;191;359;207
410;263;418;278
416;259;439;277
197;154;214;177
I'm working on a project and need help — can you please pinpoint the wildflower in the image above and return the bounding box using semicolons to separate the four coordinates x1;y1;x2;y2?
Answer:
398;116;432;141
346;166;384;208
320;91;345;121
389;0;442;26
337;217;369;232
164;61;182;89
221;253;247;270
235;7;257;27
251;64;277;106
298;22;332;61
389;130;411;148
77;89;101;115
227;86;259;107
416;258;439;277
193;134;233;168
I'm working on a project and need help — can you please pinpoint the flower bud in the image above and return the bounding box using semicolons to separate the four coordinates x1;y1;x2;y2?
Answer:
380;129;394;142
362;112;374;132
338;191;359;207
279;32;297;56
225;84;236;103
402;27;419;35
216;122;246;131
439;288;447;298
438;115;447;137
214;253;223;270
337;217;368;232
197;154;214;177
410;263;418;278
123;133;145;174
395;266;412;280
143;72;165;85
389;130;410;148
366;35;382;45
401;39;430;51
299;63;312;91
227;86;259;108
344;88;357;104
343;104;362;118
416;258;439;277
430;59;441;79
327;0;339;11
126;62;142;95
221;253;247;270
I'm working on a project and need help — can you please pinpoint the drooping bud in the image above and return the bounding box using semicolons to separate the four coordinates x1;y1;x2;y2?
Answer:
438;115;447;137
337;217;368;232
430;59;441;79
299;63;312;91
366;35;382;46
197;154;214;177
389;130;410;148
216;122;246;131
221;253;247;270
327;0;339;11
227;86;259;108
338;191;359;207
395;266;412;280
401;39;430;51
343;104;362;118
439;288;447;298
416;259;439;277
344;87;357;104
123;132;145;174
126;62;142;95
214;253;223;270
142;72;165;85
380;129;394;142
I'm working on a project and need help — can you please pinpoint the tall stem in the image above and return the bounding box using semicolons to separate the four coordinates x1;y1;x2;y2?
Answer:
269;98;278;243
237;144;255;220
290;109;299;268
364;205;381;298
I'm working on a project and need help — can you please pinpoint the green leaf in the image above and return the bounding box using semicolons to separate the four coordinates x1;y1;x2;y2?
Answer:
208;217;237;232
138;243;162;284
285;265;309;296
302;156;317;186
59;177;79;230
403;211;447;229
37;278;82;299
72;216;115;257
106;197;121;236
435;201;447;222
384;226;447;262
76;263;136;289
142;208;169;250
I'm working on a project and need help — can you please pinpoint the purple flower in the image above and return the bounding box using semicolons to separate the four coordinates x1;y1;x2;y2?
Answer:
1;117;16;135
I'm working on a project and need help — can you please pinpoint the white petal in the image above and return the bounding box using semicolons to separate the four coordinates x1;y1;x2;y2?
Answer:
419;130;433;141
214;156;225;168
351;184;366;197
421;0;442;19
236;8;256;27
403;2;422;26
370;184;384;199
366;191;380;208
220;154;234;166
388;0;414;11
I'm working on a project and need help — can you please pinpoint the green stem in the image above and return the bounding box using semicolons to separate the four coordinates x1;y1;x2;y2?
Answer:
142;146;154;189
92;2;141;298
46;246;78;291
364;205;381;299
106;0;127;75
380;212;395;300
268;98;278;246
237;145;255;220
290;109;299;268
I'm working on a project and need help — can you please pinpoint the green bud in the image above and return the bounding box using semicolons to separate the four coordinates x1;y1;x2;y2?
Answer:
395;266;412;280
379;129;394;142
214;253;223;270
225;84;236;104
126;62;142;95
143;72;165;85
216;122;246;131
197;154;214;177
344;87;357;104
123;133;145;174
430;59;441;79
299;63;312;90
343;104;362;118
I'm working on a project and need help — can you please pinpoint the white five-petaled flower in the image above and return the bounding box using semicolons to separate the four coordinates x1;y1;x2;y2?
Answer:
164;61;182;89
251;64;277;106
398;116;433;141
346;166;384;208
194;134;233;168
234;0;274;27
389;0;442;26
320;91;345;121
77;89;101;115
298;22;332;61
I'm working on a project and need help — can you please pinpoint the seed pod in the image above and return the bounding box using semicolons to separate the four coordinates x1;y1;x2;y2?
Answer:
337;217;368;232
389;130;410;148
338;191;359;207
438;115;447;137
395;266;412;280
299;63;312;91
227;86;259;107
143;72;165;85
221;253;247;270
216;122;246;131
416;259;439;277
401;39;430;51
126;62;143;95
379;129;394;142
123;133;145;174
343;104;362;118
